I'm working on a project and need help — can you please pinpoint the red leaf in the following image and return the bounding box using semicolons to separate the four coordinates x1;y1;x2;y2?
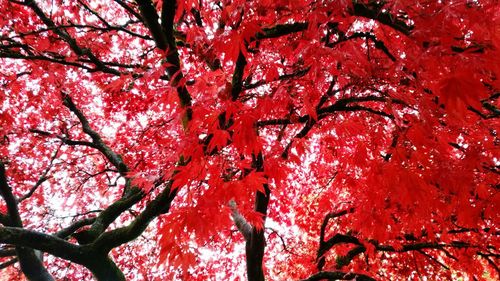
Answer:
244;171;267;194
438;70;488;117
242;210;265;231
207;129;231;151
304;97;318;121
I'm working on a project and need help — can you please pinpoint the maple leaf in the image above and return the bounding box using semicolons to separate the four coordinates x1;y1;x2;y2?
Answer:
231;113;262;155
265;65;280;82
242;210;265;231
130;171;155;191
207;129;231;152
438;70;488;117
243;171;268;194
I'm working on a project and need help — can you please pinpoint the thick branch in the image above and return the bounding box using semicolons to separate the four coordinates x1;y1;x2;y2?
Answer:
136;0;192;116
0;213;8;225
231;51;247;101
0;162;55;281
55;217;97;239
319;209;355;244
72;190;144;244
0;226;86;265
85;256;126;281
256;22;309;39
229;199;252;240
0;163;22;226
245;153;271;281
135;0;168;49
0;258;17;270
91;181;175;253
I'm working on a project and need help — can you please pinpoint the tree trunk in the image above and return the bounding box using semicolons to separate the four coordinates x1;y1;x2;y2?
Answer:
16;248;54;281
87;256;126;281
245;229;266;281
245;154;270;281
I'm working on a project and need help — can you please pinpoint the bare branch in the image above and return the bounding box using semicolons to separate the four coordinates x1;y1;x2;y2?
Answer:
55;217;97;239
18;143;62;202
243;67;310;90
417;250;450;270
113;0;143;21
0;258;17;270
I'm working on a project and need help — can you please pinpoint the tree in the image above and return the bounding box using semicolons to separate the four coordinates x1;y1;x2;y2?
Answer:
0;0;498;280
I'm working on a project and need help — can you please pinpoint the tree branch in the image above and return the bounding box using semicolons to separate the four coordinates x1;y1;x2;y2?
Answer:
0;212;9;225
29;128;98;149
135;0;168;50
136;0;192;118
243;67;310;90
0;51;96;71
350;1;413;35
326;32;397;61
245;153;270;281
62;94;129;175
256;22;309;39
0;247;16;257
91;181;175;253
71;190;144;244
0;161;56;280
0;226;86;266
478;252;500;279
316;209;356;270
231;51;247;101
59;94;152;243
21;0;121;75
55;217;97;239
229;199;252;240
0;257;17;270
18;143;62;203
114;0;143;21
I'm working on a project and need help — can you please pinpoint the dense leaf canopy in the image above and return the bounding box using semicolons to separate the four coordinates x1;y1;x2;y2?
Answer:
0;0;499;280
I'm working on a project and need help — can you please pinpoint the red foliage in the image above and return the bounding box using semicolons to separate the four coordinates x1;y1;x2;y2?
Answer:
0;0;499;280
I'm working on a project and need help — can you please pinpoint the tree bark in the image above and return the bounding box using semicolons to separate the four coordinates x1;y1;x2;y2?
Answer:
1;162;55;281
245;154;270;281
87;256;126;281
16;248;54;281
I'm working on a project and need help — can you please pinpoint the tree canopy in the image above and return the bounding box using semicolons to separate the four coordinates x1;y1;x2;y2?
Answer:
0;0;499;280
